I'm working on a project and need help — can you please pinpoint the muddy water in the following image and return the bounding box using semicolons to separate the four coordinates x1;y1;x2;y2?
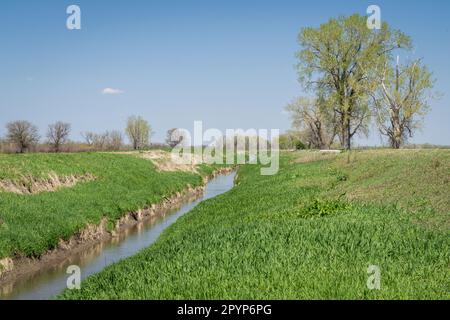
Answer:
1;172;236;300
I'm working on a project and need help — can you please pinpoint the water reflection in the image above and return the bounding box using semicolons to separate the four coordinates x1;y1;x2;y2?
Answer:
0;172;236;300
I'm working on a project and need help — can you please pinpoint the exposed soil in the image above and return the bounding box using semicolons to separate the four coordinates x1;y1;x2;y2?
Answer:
0;172;95;195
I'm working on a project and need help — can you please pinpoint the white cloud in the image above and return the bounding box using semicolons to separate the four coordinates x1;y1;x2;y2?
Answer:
101;87;124;95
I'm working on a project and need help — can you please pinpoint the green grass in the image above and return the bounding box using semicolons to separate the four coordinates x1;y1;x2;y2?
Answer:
0;152;219;259
60;150;450;299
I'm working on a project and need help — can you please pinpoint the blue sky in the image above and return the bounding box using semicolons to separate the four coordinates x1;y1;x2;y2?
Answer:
0;0;449;145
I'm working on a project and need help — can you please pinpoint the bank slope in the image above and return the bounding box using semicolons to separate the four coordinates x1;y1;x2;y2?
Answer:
0;152;220;262
60;150;449;299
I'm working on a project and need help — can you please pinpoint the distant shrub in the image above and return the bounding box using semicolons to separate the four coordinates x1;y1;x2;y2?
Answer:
279;132;306;150
295;140;306;150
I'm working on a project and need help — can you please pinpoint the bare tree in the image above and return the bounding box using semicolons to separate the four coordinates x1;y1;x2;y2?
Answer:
372;58;435;148
278;131;305;150
6;121;40;153
165;128;184;148
47;121;71;152
106;130;124;150
81;131;96;146
285;97;337;149
125;116;151;150
92;132;109;150
81;130;123;151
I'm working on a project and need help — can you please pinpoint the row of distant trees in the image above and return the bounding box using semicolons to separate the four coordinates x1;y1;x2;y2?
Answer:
1;120;272;154
0;116;158;153
284;14;436;150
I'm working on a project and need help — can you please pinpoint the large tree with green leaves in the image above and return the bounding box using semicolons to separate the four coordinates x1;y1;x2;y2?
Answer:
125;116;152;150
296;14;411;150
371;58;434;148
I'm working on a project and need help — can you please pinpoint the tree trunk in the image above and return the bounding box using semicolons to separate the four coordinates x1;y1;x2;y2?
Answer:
346;117;351;150
341;122;346;150
341;113;351;150
391;59;402;149
19;141;25;153
389;105;402;149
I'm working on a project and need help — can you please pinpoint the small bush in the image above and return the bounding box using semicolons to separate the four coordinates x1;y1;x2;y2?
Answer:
298;198;353;217
295;140;306;150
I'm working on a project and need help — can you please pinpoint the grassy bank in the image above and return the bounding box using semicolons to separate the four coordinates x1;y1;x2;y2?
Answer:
60;149;449;299
0;151;219;259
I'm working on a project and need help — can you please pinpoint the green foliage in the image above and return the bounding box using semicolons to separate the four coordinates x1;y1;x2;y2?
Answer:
60;150;449;300
329;149;450;217
125;116;151;150
296;14;412;149
0;152;219;258
373;59;435;148
278;132;305;150
289;198;353;218
295;140;306;150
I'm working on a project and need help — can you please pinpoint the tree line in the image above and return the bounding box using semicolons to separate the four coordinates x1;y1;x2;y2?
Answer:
2;15;436;153
0;116;159;153
282;14;435;150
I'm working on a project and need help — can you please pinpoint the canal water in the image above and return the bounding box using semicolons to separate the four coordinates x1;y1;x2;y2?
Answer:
0;172;236;300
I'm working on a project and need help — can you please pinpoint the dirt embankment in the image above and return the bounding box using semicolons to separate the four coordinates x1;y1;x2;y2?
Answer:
0;172;95;195
0;167;234;289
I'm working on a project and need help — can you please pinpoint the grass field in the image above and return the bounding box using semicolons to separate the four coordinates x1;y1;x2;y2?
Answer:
59;149;450;299
0;151;219;259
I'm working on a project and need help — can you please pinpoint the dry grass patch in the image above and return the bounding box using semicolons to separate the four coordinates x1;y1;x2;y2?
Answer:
122;150;203;173
0;172;95;195
293;150;341;164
